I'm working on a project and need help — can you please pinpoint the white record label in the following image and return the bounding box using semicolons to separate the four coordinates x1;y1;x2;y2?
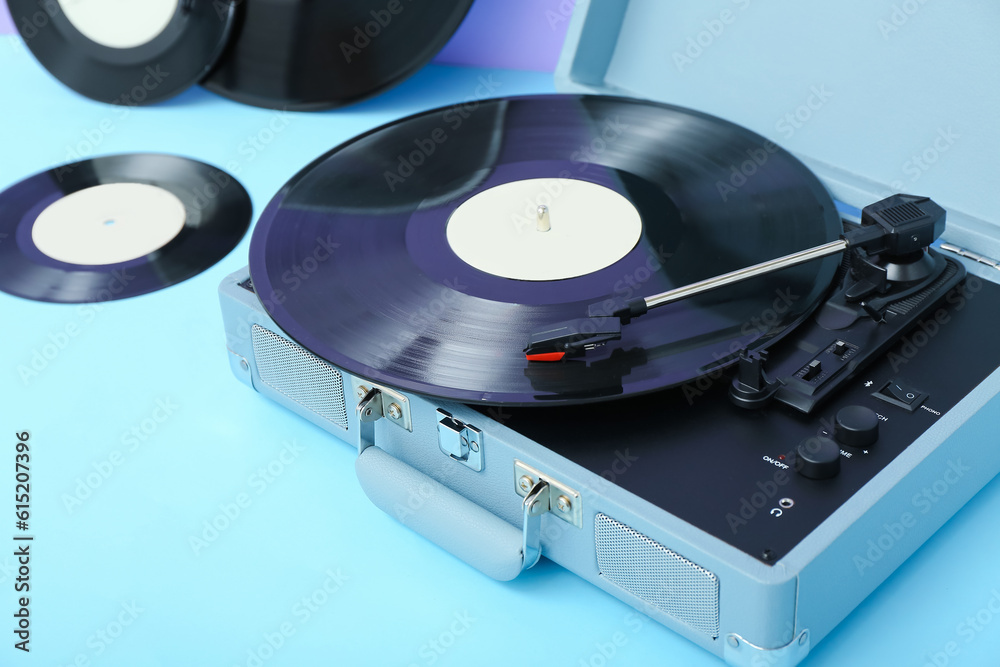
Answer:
446;178;643;281
32;183;187;265
58;0;179;49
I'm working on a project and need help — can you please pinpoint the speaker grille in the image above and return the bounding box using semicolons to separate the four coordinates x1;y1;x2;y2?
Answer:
251;325;348;429
595;513;719;638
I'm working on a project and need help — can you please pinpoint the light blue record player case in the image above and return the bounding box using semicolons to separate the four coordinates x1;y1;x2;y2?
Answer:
555;0;998;249
220;3;1000;665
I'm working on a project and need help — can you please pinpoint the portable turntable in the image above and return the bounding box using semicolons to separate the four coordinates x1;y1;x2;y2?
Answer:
218;3;1000;665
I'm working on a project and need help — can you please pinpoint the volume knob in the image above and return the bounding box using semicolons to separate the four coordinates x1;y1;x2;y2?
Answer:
795;436;841;480
834;405;879;447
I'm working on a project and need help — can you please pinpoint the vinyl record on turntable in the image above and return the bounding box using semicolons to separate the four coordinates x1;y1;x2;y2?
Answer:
6;0;237;104
249;94;844;405
0;153;252;303
200;0;474;110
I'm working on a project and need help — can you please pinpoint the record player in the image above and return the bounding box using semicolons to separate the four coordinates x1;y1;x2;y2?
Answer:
218;3;1000;665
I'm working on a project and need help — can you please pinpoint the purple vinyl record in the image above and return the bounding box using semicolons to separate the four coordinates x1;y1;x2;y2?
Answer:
0;153;251;303
249;94;842;405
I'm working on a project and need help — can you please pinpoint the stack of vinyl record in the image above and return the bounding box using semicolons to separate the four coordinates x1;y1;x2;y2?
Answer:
6;0;474;109
0;0;474;304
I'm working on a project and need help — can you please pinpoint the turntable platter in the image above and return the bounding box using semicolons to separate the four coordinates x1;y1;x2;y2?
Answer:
248;94;842;405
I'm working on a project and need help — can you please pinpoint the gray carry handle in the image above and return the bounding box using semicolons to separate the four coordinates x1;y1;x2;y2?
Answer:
355;446;544;581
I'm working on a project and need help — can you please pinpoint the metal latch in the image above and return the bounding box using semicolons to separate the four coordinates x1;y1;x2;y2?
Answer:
355;382;412;454
520;480;546;571
515;461;583;572
436;410;484;472
514;460;582;528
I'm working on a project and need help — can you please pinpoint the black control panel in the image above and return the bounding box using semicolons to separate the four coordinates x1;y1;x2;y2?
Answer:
490;274;1000;563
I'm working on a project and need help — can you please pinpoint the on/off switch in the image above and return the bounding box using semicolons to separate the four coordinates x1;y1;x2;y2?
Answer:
873;379;927;412
886;382;919;404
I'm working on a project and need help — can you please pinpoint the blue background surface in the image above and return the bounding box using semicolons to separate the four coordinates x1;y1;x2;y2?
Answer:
1;11;1000;667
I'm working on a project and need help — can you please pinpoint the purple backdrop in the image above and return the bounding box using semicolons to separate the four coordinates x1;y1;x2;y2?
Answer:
0;0;573;72
0;4;11;34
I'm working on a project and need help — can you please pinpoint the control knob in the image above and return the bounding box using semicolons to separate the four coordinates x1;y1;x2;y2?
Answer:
834;405;879;447
795;436;841;480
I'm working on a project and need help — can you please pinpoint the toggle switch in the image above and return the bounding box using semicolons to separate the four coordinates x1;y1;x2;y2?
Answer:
802;360;823;381
873;379;926;412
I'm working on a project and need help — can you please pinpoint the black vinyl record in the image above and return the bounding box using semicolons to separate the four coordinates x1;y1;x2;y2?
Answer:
0;153;252;303
201;0;474;110
7;0;236;104
249;95;843;405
